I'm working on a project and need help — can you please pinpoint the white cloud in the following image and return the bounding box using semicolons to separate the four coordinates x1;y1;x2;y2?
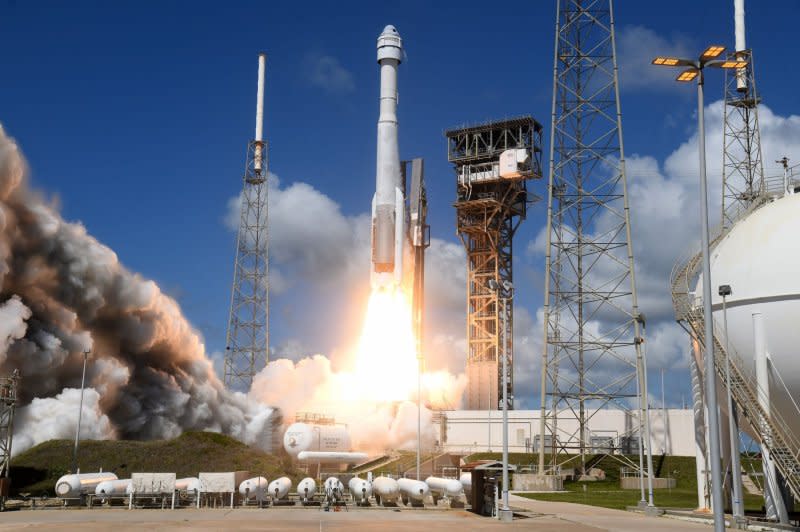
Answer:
616;25;695;92
305;53;356;94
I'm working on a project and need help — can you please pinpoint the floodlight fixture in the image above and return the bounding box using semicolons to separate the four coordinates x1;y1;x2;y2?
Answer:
701;45;726;59
676;69;699;82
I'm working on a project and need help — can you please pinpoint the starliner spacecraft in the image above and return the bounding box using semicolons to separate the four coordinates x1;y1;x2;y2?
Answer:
371;25;412;291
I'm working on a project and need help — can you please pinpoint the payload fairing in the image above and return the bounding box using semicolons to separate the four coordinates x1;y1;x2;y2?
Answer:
371;25;405;290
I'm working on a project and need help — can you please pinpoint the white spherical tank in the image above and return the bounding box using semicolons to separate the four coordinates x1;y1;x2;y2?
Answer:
697;193;800;436
283;422;351;458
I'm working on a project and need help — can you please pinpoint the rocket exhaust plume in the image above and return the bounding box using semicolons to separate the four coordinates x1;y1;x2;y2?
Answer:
0;127;280;455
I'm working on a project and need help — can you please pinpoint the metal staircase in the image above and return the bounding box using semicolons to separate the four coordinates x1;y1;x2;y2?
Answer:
670;232;800;503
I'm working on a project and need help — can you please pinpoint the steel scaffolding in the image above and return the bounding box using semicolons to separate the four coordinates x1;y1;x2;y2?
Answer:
537;0;651;480
447;117;543;411
721;50;766;229
224;55;270;391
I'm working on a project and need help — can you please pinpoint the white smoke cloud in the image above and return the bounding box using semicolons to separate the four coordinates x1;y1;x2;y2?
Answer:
0;126;281;456
12;387;115;456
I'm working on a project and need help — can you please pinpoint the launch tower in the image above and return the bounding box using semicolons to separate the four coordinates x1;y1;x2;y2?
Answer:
447;117;543;410
224;54;270;390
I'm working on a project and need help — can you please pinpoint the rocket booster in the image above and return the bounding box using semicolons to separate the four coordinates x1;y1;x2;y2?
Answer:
371;25;404;291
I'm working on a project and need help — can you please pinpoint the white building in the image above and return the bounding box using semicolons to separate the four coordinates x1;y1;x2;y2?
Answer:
431;408;695;457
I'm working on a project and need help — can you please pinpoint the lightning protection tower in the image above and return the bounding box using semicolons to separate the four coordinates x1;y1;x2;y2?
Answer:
224;54;270;391
447;117;543;411
721;50;765;228
537;0;652;479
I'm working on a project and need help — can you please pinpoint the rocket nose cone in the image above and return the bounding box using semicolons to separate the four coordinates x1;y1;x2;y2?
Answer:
382;25;398;35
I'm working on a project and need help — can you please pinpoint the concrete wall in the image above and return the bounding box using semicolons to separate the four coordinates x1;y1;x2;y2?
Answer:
432;409;696;457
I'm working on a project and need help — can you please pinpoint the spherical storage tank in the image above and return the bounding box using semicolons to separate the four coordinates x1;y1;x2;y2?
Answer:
696;193;800;437
283;422;351;458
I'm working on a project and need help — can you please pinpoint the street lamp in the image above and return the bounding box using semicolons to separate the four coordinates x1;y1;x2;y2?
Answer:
487;278;514;521
72;350;90;474
652;46;748;532
719;284;745;526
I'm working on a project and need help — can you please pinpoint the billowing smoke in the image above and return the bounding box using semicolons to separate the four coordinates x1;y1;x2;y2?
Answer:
0;127;279;455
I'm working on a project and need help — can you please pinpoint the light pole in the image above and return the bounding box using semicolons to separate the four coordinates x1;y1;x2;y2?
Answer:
72;350;90;474
719;284;745;526
488;278;513;520
652;46;749;532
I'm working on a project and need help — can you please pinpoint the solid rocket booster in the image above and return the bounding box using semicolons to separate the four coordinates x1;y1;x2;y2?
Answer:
371;25;404;290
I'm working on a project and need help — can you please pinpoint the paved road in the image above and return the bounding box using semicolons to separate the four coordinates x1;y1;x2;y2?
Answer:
0;501;712;531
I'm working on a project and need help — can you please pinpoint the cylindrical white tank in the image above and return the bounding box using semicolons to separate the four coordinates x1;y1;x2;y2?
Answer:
283;422;351;458
175;477;200;492
267;476;292;500
398;478;429;502
696;193;800;437
55;472;119;498
297;477;317;501
372;476;400;504
323;477;344;502
94;479;131;497
459;472;472;498
348;477;372;504
425;476;463;498
239;476;268;499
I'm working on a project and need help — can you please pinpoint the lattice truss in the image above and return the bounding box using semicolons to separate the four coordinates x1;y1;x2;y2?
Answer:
448;117;543;410
224;140;270;391
540;0;647;472
721;50;765;230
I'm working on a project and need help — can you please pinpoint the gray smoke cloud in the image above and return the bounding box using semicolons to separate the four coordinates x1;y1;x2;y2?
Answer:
0;126;279;455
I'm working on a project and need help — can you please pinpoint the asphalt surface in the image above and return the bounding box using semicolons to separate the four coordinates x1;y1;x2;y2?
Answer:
0;498;715;532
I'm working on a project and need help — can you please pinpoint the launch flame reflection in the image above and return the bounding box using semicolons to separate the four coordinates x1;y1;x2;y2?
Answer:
349;287;419;402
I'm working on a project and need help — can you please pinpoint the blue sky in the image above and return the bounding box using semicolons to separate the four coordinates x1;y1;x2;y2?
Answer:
2;0;799;408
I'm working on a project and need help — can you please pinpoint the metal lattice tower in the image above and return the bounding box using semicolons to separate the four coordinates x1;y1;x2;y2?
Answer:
721;50;766;229
537;0;650;476
447;117;543;411
224;54;269;391
0;371;20;510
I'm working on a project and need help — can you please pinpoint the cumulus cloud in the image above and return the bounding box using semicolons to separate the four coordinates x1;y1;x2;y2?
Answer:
616;25;695;92
305;53;356;94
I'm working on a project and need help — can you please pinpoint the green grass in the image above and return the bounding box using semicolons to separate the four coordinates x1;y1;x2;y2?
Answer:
10;431;299;497
467;452;765;512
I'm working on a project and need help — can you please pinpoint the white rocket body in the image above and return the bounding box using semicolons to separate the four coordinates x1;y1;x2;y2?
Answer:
371;25;405;291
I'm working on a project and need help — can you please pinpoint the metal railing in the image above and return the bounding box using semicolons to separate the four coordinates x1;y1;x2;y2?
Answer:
670;226;800;501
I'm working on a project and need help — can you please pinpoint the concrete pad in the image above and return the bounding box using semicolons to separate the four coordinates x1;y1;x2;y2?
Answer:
0;507;598;531
508;494;711;531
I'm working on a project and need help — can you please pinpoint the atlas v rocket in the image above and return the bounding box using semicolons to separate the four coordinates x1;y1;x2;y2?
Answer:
371;25;405;290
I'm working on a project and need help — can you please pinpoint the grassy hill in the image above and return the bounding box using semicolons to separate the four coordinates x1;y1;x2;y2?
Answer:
10;431;298;497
